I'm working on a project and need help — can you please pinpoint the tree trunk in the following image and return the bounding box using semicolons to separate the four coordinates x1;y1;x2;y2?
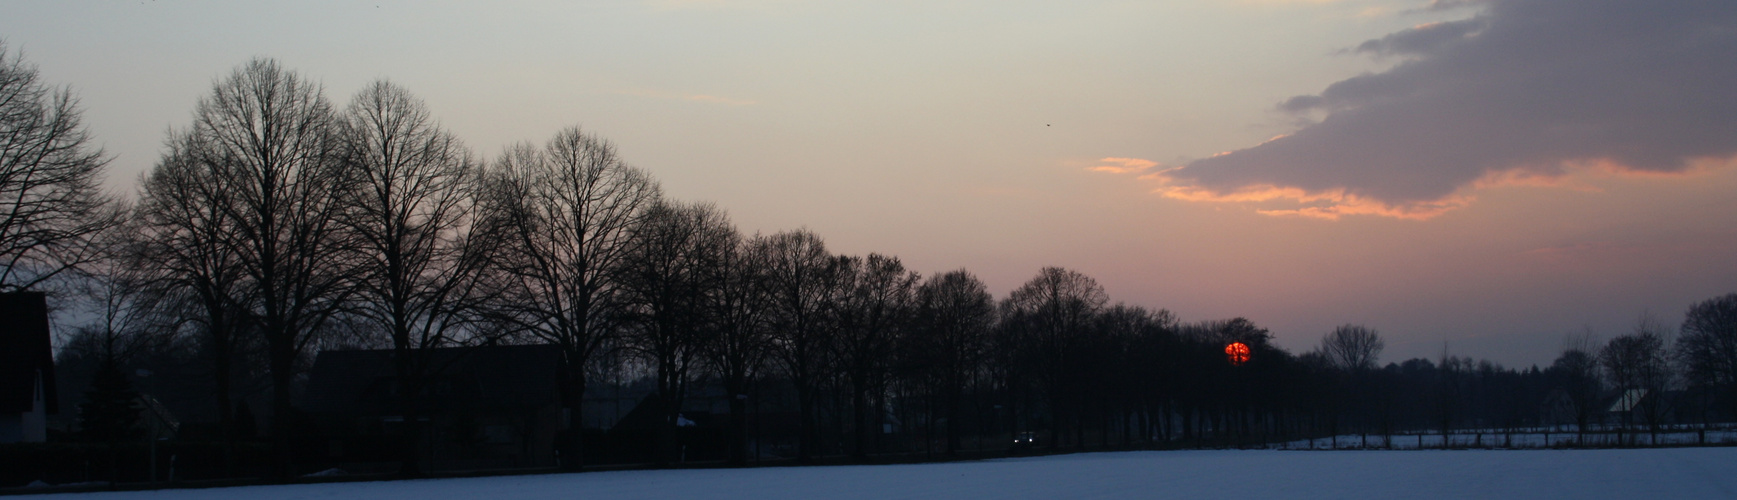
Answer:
851;376;869;459
269;345;296;479
558;365;588;471
211;324;235;477
396;349;422;476
944;386;962;456
726;381;748;466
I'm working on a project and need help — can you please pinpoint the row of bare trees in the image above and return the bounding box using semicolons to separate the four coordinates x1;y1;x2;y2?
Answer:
1539;298;1737;445
12;46;1737;481
59;57;1119;474
50;49;1344;470
1308;301;1737;448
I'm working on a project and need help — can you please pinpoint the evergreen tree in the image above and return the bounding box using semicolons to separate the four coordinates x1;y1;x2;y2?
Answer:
79;359;141;443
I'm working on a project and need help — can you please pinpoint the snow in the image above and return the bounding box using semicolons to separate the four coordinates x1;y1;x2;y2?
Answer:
300;468;348;478
15;448;1737;500
1281;430;1737;449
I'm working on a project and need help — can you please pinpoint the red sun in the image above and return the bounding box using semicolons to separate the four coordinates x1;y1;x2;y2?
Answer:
1225;342;1251;366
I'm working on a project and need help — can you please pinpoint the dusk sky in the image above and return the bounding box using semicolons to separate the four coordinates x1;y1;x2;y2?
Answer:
4;0;1734;368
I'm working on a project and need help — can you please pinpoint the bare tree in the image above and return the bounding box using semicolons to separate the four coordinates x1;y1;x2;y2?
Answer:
1601;315;1673;444
180;59;353;477
706;231;771;465
1002;267;1108;448
758;229;838;461
484;126;659;469
135;131;256;466
1550;330;1603;441
64;237;172;370
619;200;733;465
337;80;498;476
907;268;994;456
1321;324;1384;372
832;253;919;458
1434;347;1468;444
0;42;121;291
1317;324;1384;445
1678;293;1737;421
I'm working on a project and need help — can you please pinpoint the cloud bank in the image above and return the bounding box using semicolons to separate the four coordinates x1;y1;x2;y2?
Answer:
1155;0;1737;219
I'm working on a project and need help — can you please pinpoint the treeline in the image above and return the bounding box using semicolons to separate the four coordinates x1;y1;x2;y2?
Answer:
7;48;1737;481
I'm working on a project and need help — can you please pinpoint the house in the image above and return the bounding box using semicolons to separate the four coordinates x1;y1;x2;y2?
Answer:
1607;388;1648;415
1604;388;1681;428
1;292;56;443
1539;389;1577;427
301;344;564;468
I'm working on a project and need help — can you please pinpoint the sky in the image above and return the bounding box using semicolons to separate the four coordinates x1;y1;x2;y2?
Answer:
4;0;1735;368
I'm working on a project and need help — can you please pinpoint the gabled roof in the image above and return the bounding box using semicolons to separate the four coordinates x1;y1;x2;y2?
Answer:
302;344;561;416
1608;388;1648;413
0;292;56;414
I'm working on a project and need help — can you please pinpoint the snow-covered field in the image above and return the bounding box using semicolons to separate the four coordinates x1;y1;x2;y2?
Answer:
1281;430;1737;449
15;448;1737;500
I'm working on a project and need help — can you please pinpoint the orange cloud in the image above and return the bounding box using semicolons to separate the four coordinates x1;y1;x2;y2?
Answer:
1088;157;1160;174
1154;181;1469;220
1091;159;1476;220
1469;156;1735;192
1252;195;1473;220
1087;154;1737;221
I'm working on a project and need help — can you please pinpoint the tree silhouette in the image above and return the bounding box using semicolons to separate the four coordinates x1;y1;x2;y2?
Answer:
705;230;771;465
484;126;660;469
337;80;498;476
1319;324;1384;445
179;59;353;477
1002;267;1107;448
1678;293;1737;421
832;253;918;458
136;123;257;470
758;229;837;461
1548;331;1603;442
1601;316;1673;444
906;269;994;456
620;200;733;465
1321;324;1383;372
0;42;120;292
79;359;140;444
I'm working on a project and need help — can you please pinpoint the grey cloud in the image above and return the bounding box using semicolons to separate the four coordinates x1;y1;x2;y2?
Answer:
1167;0;1737;207
1414;0;1488;13
1350;18;1486;58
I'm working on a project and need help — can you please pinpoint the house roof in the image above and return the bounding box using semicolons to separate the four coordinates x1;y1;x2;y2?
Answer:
0;292;56;414
302;344;562;416
1608;388;1649;413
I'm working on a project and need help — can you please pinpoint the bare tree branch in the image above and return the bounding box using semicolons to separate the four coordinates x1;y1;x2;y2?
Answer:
0;42;121;292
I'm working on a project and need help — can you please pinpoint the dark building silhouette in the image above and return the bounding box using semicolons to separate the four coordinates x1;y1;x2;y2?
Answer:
1;292;56;443
301;345;564;469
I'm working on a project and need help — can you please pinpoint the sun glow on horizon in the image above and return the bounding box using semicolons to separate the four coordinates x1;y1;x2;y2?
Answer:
1225;342;1251;366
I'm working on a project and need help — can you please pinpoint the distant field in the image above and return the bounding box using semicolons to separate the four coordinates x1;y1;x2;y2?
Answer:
14;448;1737;500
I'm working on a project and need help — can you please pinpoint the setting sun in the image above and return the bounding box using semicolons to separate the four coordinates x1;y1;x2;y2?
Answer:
1225;342;1251;366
